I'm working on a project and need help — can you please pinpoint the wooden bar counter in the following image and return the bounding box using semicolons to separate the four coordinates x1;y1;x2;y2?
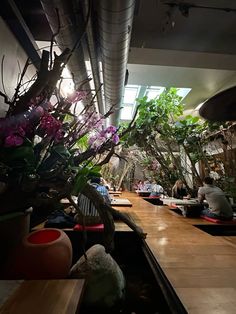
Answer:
113;192;236;314
0;279;85;314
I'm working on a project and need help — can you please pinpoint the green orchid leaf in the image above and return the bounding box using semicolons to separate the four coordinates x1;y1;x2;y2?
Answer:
0;144;36;171
72;165;101;194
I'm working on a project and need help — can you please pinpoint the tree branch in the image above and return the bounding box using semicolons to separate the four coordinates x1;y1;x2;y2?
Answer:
0;91;11;105
76;183;147;252
97;147;115;166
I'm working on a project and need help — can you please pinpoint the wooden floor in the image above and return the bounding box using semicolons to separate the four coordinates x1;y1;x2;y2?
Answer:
114;192;236;314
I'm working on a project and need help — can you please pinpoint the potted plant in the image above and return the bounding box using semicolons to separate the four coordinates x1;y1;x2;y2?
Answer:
0;49;145;253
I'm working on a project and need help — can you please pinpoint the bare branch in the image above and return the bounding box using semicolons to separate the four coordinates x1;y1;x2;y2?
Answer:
119;104;141;138
11;58;30;108
108;206;147;239
49;8;61;70
0;91;11;105
98;147;115;166
1;55;8;97
81;183;115;252
10;48;70;116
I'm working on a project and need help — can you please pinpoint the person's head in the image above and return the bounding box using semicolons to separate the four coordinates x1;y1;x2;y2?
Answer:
90;176;101;184
100;177;106;185
203;176;214;185
175;180;183;188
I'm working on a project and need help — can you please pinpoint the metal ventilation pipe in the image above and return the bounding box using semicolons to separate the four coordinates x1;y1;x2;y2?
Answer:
97;0;135;126
40;0;91;93
82;0;105;115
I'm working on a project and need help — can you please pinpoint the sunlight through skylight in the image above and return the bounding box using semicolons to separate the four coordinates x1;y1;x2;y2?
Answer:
145;86;165;101
120;85;192;121
124;87;139;103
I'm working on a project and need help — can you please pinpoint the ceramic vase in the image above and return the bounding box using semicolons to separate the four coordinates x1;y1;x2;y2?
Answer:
7;228;72;279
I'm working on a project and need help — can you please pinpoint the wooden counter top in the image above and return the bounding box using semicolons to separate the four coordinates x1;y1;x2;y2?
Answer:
113;192;236;314
0;279;85;314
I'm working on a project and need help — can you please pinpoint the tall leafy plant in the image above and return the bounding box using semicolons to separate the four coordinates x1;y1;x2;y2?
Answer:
124;88;224;194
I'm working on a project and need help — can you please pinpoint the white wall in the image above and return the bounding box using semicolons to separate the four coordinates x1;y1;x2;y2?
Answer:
0;17;36;117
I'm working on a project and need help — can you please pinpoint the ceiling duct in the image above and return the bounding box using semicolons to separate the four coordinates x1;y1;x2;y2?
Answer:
97;0;135;126
81;0;105;115
40;0;91;96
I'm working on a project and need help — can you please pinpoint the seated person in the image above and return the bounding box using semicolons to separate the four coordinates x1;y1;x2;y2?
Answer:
143;179;152;191
134;180;140;190
172;180;190;199
150;180;164;197
137;180;145;191
101;177;110;190
76;176;111;225
198;176;233;220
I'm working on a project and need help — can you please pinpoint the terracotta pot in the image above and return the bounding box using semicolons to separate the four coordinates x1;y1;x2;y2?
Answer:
8;228;72;279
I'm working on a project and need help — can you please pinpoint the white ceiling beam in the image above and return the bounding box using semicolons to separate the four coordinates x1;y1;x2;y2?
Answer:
126;63;236;109
128;47;236;71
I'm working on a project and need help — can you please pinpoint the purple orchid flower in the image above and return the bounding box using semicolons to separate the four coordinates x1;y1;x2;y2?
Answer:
112;134;119;144
39;113;62;136
5;134;24;147
67;90;88;103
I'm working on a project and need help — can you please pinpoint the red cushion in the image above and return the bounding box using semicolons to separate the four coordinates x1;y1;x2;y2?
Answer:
200;215;236;224
148;196;160;199
73;224;104;231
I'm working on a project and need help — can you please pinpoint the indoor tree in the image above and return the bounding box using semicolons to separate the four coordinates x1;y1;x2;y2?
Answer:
123;88;224;194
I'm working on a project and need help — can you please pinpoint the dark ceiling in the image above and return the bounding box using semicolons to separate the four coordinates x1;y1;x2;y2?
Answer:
13;0;52;41
12;0;236;55
132;0;236;54
2;0;236;117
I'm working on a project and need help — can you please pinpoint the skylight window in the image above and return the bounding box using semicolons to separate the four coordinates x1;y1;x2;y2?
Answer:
123;87;139;103
145;86;165;101
120;85;192;122
120;85;140;121
176;88;191;99
120;104;133;120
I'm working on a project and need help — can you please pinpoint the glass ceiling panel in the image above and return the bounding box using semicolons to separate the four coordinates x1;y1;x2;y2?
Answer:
123;87;139;104
145;87;165;101
176;88;191;98
120;105;133;120
120;85;192;122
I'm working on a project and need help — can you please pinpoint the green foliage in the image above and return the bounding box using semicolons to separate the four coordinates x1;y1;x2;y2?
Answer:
0;141;36;176
126;88;183;146
72;165;101;195
137;88;182;125
123;87;227;191
73;134;89;151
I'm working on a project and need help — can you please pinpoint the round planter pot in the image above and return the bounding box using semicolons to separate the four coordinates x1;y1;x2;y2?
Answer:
8;228;72;279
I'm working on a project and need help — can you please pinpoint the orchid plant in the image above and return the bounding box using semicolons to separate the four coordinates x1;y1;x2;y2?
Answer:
0;48;146;252
0;50;120;214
